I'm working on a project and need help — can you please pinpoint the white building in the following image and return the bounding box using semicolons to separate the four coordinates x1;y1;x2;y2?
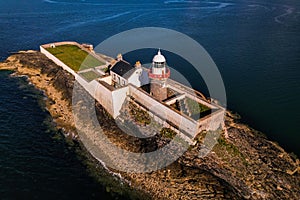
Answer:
110;54;149;88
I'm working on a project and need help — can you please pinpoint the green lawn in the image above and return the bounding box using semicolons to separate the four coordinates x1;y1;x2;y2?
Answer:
46;45;105;71
170;97;211;120
185;97;211;115
80;70;101;82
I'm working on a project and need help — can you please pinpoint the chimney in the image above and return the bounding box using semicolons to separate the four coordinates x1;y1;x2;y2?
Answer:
117;53;123;61
135;61;142;68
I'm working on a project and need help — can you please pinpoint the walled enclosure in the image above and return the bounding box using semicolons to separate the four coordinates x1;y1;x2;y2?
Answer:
40;42;225;142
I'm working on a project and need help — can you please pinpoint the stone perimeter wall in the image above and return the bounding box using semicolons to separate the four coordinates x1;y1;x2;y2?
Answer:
40;42;224;142
129;84;197;139
166;78;225;133
128;84;225;140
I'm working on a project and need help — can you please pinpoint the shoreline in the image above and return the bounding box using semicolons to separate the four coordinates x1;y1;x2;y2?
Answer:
0;52;150;199
1;51;299;199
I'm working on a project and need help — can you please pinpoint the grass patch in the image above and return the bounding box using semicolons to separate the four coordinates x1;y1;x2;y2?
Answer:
46;45;105;71
129;102;151;125
170;97;211;120
102;67;109;73
80;70;101;82
160;127;177;139
185;98;210;115
217;137;248;166
217;138;241;155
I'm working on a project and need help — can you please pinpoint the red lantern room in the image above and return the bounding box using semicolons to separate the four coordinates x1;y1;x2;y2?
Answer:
148;49;170;80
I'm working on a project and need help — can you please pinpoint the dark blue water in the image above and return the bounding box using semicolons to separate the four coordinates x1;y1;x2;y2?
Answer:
0;0;299;199
0;71;123;199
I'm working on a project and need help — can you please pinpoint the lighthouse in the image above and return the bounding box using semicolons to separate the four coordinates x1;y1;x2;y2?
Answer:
149;49;171;101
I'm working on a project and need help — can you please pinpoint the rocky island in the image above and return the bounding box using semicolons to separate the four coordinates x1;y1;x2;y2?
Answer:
1;50;299;200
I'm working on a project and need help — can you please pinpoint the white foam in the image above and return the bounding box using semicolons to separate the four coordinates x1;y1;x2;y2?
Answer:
43;0;157;6
117;12;155;28
206;2;234;9
164;0;197;4
55;11;132;32
89;151;131;185
101;11;132;21
274;6;294;24
248;4;270;11
43;0;62;4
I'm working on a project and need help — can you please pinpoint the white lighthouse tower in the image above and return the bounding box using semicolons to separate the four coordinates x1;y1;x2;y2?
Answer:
149;49;171;101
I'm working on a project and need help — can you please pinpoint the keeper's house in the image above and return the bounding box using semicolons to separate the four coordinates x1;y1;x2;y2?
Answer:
110;54;149;88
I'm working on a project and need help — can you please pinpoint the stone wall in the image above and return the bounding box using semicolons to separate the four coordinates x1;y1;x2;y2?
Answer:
129;84;198;139
128;84;225;139
196;109;225;132
166;79;208;103
166;78;225;132
112;86;129;118
76;75;114;116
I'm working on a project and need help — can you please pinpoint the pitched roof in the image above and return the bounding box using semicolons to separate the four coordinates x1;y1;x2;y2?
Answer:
111;60;136;79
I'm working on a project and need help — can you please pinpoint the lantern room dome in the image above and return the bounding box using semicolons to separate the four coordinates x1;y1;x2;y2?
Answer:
152;49;166;63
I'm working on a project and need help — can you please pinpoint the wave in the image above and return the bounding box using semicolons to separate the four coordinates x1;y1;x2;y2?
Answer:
9;72;28;78
48;2;232;32
274;6;295;24
44;0;233;9
248;4;271;11
43;0;74;4
43;0;157;6
102;11;132;21
117;12;155;28
164;0;199;4
43;0;59;3
214;2;234;9
39;2;235;32
89;150;131;185
164;0;235;8
43;0;116;6
55;11;132;32
143;3;234;12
